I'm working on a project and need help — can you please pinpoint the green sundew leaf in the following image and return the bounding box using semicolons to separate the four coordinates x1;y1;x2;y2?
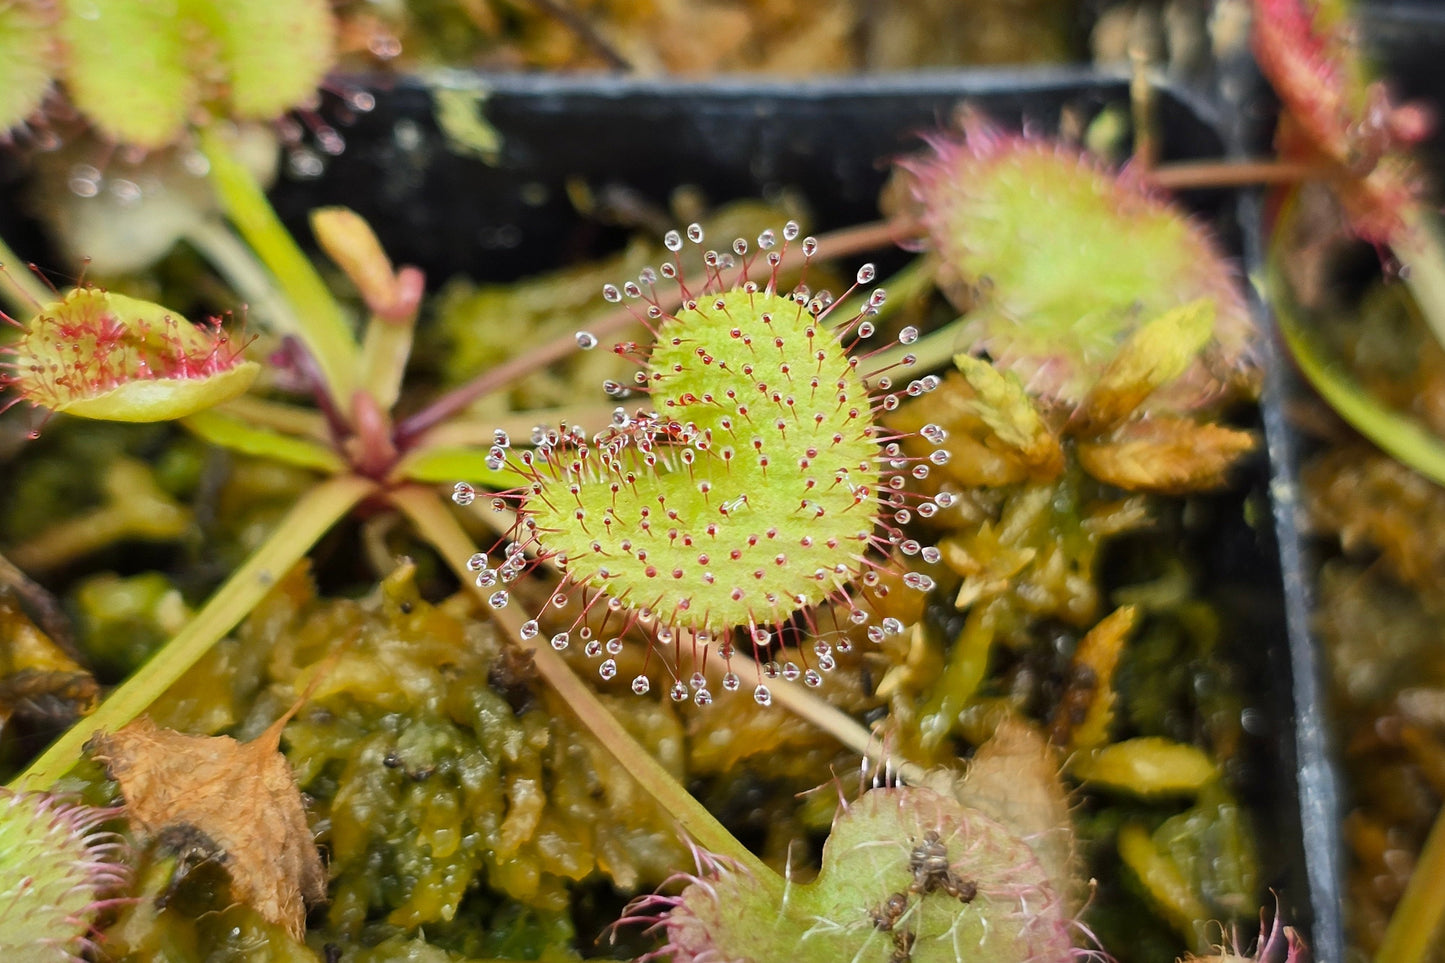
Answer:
61;362;260;422
0;1;56;134
1075;299;1216;434
663;787;1073;963
392;446;520;488
0;789;126;955
1272;269;1445;489
909;113;1255;409
59;0;197;149
1070;736;1217;797
953;352;1063;476
1117;822;1213;942
183;410;343;473
200;0;335;120
9;288;260;422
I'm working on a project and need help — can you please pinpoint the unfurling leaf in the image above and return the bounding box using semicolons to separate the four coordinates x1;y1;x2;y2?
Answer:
1074;300;1216;435
88;709;325;940
311;206;400;316
3;288;259;422
953;352;1064;479
1076;418;1257;494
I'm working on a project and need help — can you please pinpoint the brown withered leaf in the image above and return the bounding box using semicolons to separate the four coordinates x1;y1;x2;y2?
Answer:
1077;418;1257;494
0;596;98;739
88;703;325;939
1048;604;1138;753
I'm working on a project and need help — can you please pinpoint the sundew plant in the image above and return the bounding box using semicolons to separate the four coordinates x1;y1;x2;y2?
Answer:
461;223;948;707
0;5;1302;960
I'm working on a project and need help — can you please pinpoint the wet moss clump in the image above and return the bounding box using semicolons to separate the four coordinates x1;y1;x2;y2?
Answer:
101;562;693;959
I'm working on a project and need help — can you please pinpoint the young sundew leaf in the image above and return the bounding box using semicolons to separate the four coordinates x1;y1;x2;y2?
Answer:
3;288;259;422
641;785;1076;963
0;0;56;135
898;111;1257;413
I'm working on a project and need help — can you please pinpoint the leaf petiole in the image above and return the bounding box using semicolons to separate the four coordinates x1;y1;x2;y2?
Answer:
199;125;360;410
9;474;375;790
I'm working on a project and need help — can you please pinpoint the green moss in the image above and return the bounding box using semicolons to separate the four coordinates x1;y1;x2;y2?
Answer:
113;562;689;956
74;572;191;677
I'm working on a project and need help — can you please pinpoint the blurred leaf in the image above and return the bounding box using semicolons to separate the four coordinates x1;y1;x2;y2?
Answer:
1074;301;1215;435
1077;418;1256;494
183;410;343;473
953;353;1063;478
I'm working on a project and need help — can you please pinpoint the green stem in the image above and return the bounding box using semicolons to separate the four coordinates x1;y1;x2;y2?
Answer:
1377;801;1445;963
358;308;418;412
390;484;776;882
198;125;359;408
1397;203;1445;355
9;474;374;790
0;231;53;313
1270;225;1445;488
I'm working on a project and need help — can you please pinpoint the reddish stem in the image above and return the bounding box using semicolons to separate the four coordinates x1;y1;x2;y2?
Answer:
1145;159;1324;190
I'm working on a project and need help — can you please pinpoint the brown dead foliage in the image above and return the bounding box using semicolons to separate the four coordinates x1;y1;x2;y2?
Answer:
88;705;325;939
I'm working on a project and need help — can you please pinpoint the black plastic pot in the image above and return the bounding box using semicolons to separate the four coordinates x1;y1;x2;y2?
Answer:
1243;6;1445;962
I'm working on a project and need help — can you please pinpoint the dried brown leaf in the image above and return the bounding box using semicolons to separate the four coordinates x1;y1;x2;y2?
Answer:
88;708;324;939
1305;444;1445;600
1077;418;1257;494
1048;604;1138;752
